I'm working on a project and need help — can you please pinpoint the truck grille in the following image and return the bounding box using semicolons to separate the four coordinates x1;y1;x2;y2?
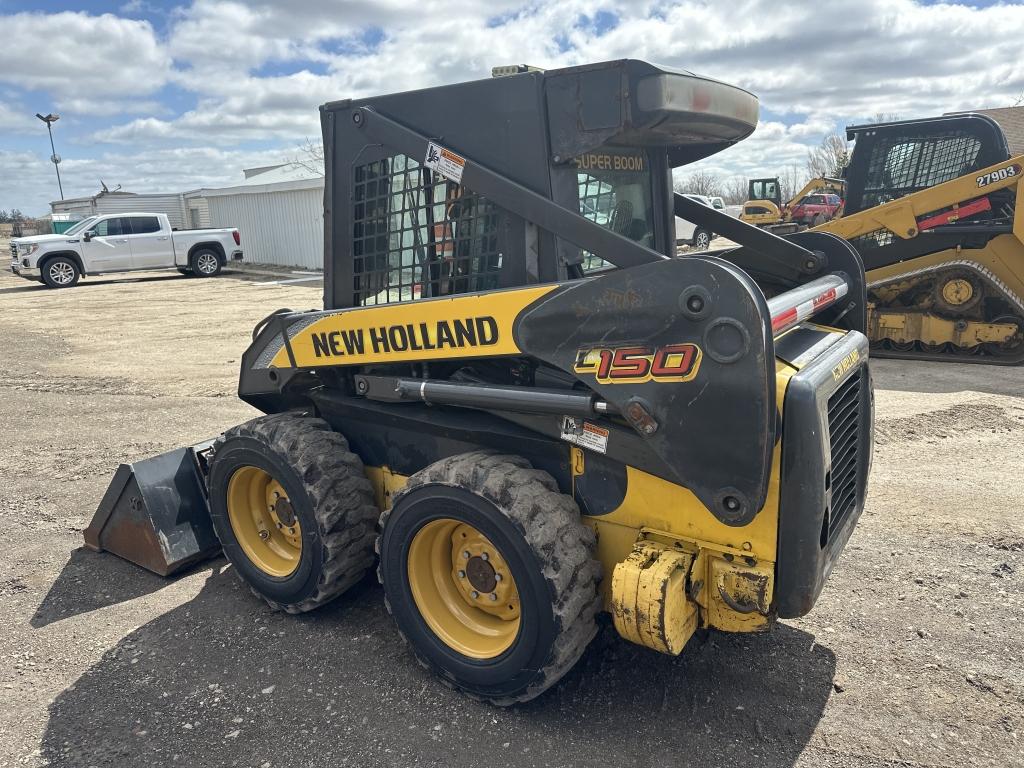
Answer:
825;369;863;544
9;242;17;260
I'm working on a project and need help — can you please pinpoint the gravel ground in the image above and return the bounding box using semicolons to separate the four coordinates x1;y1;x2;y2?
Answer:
0;261;1021;768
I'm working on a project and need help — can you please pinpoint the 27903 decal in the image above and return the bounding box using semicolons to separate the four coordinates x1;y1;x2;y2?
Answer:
976;163;1020;187
573;343;702;384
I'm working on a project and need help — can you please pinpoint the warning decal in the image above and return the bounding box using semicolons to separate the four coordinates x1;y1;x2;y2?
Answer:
560;417;609;455
424;142;466;183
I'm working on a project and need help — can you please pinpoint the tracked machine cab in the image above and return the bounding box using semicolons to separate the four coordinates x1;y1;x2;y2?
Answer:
817;113;1024;362
85;60;874;704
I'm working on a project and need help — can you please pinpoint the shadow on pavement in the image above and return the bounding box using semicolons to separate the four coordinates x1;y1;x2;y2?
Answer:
871;358;1024;397
0;282;49;294
30;549;203;629
43;567;835;768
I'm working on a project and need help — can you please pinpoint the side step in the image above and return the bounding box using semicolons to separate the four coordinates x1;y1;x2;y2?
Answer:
83;442;221;576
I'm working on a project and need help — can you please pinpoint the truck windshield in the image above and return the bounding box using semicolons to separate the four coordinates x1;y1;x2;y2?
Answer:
575;149;654;273
64;217;98;236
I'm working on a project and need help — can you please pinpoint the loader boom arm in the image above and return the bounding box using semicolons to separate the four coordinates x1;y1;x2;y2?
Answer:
817;155;1024;242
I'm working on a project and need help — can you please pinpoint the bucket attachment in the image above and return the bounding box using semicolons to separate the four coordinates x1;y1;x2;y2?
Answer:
83;442;221;576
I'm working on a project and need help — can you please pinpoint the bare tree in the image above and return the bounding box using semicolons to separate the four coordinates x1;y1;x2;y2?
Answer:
865;112;900;124
675;169;722;198
777;165;809;202
722;176;748;205
289;138;326;176
806;131;850;179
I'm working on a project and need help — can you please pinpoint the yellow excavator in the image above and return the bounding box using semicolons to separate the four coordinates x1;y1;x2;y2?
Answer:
740;176;846;233
814;114;1024;363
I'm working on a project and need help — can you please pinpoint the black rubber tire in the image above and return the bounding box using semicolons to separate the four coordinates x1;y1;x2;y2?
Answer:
377;451;601;705
207;412;379;613
40;256;80;288
191;248;223;277
692;229;711;251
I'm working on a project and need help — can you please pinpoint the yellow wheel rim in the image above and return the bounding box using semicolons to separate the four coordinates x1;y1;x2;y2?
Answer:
407;519;521;659
942;278;974;306
226;466;302;577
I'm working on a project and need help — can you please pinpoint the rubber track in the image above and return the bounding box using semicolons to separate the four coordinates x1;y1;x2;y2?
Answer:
378;450;602;705
215;413;379;614
868;259;1024;365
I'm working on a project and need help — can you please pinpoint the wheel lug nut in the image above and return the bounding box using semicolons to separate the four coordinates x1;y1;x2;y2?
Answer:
457;570;466;579
470;591;479;599
462;551;470;559
489;593;497;601
259;530;270;540
481;552;489;561
494;573;503;582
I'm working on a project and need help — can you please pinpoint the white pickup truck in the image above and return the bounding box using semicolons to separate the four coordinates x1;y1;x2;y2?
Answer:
9;212;243;288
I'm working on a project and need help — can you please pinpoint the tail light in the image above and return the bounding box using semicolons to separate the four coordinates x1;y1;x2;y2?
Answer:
232;230;240;246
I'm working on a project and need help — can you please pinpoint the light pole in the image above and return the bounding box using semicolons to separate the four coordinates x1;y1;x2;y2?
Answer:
35;112;64;200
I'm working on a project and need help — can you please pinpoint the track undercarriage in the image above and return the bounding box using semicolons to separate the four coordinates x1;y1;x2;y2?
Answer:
868;259;1024;364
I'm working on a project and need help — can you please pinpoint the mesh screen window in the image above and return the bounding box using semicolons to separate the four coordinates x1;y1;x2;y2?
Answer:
860;131;982;210
352;154;501;306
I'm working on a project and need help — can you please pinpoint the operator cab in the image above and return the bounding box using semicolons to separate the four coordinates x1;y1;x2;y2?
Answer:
322;59;758;309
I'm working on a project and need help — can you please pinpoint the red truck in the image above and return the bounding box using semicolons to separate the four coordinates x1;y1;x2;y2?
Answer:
788;192;843;226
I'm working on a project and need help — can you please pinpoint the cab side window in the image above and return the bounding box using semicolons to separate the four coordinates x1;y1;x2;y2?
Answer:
129;216;161;235
93;218;129;236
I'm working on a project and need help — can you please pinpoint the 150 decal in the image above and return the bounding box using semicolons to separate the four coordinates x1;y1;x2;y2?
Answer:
573;343;701;384
977;164;1020;187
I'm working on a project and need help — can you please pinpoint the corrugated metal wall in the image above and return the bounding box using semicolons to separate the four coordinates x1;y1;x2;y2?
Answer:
51;199;95;218
96;193;188;229
206;187;324;269
186;197;211;228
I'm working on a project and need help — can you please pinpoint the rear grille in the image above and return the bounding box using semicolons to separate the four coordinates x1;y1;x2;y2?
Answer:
824;369;863;545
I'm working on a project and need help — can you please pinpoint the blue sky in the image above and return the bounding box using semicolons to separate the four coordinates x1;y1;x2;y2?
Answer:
2;0;1023;214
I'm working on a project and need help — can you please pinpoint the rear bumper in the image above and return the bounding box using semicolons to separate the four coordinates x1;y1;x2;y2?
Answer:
775;329;873;618
231;250;243;261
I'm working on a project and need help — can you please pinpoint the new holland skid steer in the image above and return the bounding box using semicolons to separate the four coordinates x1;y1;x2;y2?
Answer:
814;114;1024;363
84;60;874;704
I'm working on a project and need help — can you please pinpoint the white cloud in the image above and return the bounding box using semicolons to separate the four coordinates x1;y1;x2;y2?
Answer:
7;1;1024;212
88;0;1024;150
0;101;37;134
0;11;171;98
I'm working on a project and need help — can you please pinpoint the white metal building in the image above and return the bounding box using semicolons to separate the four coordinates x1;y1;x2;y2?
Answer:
200;165;325;270
51;190;191;229
49;164;326;269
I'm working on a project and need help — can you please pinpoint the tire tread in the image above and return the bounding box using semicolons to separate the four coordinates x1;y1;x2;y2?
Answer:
378;449;601;705
214;412;378;614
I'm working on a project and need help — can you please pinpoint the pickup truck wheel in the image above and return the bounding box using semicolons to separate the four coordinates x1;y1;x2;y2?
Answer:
693;229;711;251
192;249;222;277
41;257;80;289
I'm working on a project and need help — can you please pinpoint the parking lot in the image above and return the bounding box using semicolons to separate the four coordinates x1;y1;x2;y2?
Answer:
1;264;1022;768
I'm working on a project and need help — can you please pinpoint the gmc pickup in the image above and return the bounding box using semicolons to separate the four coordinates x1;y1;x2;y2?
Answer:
9;212;242;288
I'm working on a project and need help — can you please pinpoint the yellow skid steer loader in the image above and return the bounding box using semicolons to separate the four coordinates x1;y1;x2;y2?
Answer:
84;60;874;704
